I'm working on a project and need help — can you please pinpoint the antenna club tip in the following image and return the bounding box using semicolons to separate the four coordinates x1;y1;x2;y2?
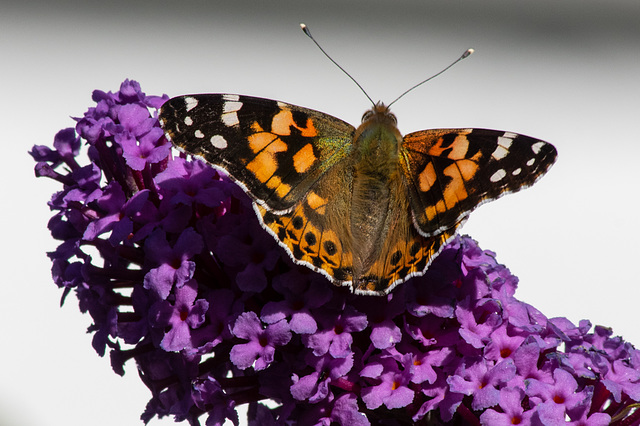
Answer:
300;23;311;36
463;48;475;58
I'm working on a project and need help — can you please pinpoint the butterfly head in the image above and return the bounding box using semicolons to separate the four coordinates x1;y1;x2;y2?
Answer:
361;102;397;126
354;102;403;160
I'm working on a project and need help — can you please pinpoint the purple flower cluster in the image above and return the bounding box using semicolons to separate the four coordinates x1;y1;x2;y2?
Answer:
32;80;640;425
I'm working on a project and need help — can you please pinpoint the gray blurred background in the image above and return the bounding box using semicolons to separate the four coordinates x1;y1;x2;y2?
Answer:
2;1;639;425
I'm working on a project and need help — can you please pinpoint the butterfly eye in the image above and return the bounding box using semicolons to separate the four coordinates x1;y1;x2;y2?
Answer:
361;110;374;122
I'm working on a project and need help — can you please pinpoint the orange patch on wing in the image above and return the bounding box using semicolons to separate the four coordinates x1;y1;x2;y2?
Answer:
246;137;288;183
429;133;470;159
293;143;317;173
418;162;437;192
446;136;470;160
307;191;327;214
250;121;264;133
425;197;448;222
271;109;318;137
442;163;469;208
266;175;292;199
457;158;479;181
248;132;277;153
425;204;437;221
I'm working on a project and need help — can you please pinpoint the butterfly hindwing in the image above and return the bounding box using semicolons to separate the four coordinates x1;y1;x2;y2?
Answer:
364;229;457;294
401;128;557;237
352;173;462;294
256;158;356;286
160;94;355;213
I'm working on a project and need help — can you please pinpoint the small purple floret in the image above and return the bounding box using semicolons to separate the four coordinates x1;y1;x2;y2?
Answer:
230;312;292;371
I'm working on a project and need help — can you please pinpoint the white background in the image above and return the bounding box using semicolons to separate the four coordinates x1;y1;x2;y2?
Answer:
2;1;639;425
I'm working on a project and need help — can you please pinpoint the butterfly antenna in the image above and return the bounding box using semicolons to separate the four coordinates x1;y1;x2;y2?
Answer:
300;23;375;106
387;48;474;108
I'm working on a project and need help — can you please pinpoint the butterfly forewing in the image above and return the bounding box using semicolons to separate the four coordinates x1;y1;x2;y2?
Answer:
401;128;557;237
160;94;355;213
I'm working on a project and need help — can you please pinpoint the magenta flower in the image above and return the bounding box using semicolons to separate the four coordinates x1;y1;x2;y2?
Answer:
260;270;333;334
302;305;368;359
484;325;526;362
31;80;640;425
479;387;534;425
448;358;517;411
291;352;353;403
143;228;203;299
526;367;591;419
229;312;292;371
361;354;415;410
151;279;209;352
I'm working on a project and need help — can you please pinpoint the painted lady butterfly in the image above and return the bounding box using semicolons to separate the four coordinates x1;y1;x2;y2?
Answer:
159;92;556;295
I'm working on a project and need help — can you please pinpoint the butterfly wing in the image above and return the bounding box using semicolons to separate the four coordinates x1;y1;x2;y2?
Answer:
160;94;355;213
400;129;557;236
351;175;461;294
161;94;361;288
257;156;356;288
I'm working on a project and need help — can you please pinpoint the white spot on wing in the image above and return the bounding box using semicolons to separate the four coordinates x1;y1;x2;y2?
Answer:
211;135;227;149
194;130;204;139
492;132;515;160
223;101;242;113
223;94;240;102
531;141;545;154
497;136;514;148
184;97;198;112
490;169;507;182
512;168;522;176
526;158;536;166
184;116;193;126
492;145;509;160
221;111;239;127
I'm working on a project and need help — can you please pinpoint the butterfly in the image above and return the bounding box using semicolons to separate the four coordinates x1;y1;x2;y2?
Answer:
159;94;556;295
